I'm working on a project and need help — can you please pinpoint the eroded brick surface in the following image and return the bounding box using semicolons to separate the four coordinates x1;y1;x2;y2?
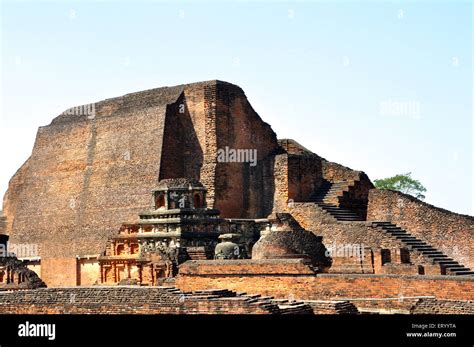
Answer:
368;189;474;270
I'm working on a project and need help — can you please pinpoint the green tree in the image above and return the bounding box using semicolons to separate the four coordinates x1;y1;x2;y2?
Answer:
374;173;427;200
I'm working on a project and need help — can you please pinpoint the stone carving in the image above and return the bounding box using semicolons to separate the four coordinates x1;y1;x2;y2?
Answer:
0;257;46;289
214;234;246;260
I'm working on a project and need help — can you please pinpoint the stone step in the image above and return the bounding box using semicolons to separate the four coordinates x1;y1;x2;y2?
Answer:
374;222;473;275
392;235;416;239
312;197;339;201
315;203;339;208
325;213;360;217
319;208;356;213
436;261;459;266
381;227;404;231
443;268;471;275
399;240;426;245
329;214;359;218
402;242;427;247
438;261;460;266
318;208;358;215
320;209;356;213
452;271;474;276
410;245;436;250
317;207;358;213
411;248;437;253
318;205;351;209
385;230;407;234
395;237;421;242
376;223;401;227
412;247;437;252
424;253;447;258
334;219;363;221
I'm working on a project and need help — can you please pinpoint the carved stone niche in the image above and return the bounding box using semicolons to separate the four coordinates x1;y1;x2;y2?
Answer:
151;178;207;210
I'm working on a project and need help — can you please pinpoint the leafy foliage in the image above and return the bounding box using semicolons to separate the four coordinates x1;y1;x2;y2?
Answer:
374;173;427;200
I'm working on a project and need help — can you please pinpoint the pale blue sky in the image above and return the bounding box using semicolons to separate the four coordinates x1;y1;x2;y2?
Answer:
0;0;472;214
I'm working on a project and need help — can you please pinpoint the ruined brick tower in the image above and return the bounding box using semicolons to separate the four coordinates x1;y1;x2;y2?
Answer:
2;81;282;285
3;80;473;287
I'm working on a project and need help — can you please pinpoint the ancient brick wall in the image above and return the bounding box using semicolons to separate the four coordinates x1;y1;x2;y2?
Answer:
321;160;361;182
273;154;290;212
0;215;7;248
367;189;474;269
321;161;374;217
159;88;207;182
211;82;279;218
4;93;173;260
175;264;474;305
347;298;422;314
2;81;282;286
41;258;78;287
2;284;468;315
159;81;281;218
272;154;373;218
272;140;324;212
329;247;374;274
289;203;432;271
288;155;323;202
290;203;399;249
339;173;373;219
273;154;323;212
200;84;218;209
77;258;100;286
410;298;474;314
2;159;30;236
179;259;317;276
0;287;306;314
306;300;359;314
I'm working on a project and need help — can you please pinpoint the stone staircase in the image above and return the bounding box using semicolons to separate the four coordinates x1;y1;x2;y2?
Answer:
307;181;472;276
371;222;474;276
309;180;364;221
172;288;314;314
309;180;350;205
313;203;365;221
305;300;359;314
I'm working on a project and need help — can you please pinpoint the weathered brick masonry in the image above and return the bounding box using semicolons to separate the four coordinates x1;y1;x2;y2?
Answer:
2;81;280;286
0;287;320;314
367;189;474;270
175;261;474;310
410;298;474;314
2;80;473;295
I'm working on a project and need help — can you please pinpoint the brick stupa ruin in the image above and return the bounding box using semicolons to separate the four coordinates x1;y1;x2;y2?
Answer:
1;80;473;314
